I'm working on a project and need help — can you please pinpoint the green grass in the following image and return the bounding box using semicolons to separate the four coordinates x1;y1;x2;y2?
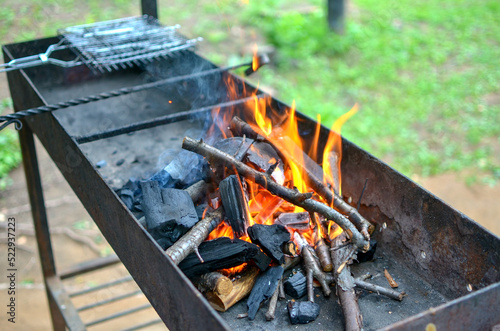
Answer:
240;0;500;182
0;0;498;186
0;99;21;190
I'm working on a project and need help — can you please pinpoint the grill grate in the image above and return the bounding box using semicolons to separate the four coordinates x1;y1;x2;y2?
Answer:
0;15;200;73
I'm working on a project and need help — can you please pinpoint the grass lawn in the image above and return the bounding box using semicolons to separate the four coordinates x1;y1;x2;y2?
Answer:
1;0;498;186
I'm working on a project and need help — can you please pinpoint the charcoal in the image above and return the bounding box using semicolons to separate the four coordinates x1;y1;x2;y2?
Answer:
355;239;377;263
178;237;271;278
195;203;209;220
248;224;290;264
150;149;209;189
140;181;198;249
247;265;284;320
219;175;251;238
276;212;311;231
246;142;285;183
284;271;307;299
214;137;254;161
287;301;320;324
116;179;142;212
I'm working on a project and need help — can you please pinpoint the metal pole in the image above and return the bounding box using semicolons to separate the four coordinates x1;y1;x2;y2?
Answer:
141;0;158;19
328;0;345;34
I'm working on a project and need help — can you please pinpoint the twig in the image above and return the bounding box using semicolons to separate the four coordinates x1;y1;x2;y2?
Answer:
229;116;374;239
265;280;280;321
182;136;369;251
331;232;363;331
295;233;331;302
166;208;224;265
354;278;406;301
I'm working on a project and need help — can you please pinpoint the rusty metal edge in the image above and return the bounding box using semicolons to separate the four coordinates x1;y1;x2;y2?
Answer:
46;276;87;331
381;282;500;330
3;40;230;331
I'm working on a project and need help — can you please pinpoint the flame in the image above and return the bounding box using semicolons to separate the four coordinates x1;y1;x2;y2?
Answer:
252;43;259;72
200;57;357;274
322;104;358;197
253;94;272;136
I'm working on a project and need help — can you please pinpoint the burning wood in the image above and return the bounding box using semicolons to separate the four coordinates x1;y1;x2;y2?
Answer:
229;116;374;239
181;136;370;251
166;208;224;265
178;237;271;278
276;211;311;231
247;224;291;264
219;175;251;237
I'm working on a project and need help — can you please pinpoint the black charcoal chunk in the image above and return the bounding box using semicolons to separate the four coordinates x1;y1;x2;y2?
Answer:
247;265;284;320
355;239;377;263
287;301;320;324
214;137;254;161
219;175;250;238
248;224;290;264
150;150;209;189
179;237;271;278
284;272;307;299
246;142;285;182
140;181;198;249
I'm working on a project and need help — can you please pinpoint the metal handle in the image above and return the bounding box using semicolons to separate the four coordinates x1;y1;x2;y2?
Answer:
0;39;82;73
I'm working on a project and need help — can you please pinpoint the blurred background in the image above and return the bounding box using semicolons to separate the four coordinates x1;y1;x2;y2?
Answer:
0;0;498;329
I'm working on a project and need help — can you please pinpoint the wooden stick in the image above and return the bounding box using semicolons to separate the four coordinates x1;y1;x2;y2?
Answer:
205;266;260;312
265;280;281;321
331;232;363;331
229;116;374;239
166;208;223;265
182;136;369;251
354;278;406;301
185;179;210;203
195;272;233;296
295;233;331;301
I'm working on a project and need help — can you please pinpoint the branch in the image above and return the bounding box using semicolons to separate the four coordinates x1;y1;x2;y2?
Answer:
331;232;363;331
182;136;369;251
229;116;374;239
166;208;224;265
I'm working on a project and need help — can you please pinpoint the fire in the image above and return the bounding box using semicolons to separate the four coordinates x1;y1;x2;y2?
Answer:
251;43;259;72
322;104;358;198
198;62;357;275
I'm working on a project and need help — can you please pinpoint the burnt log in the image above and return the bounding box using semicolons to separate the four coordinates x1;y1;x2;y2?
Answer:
178;237;271;278
354;278;405;301
247;265;284;320
194;272;233;296
140;181;198;249
287;301;321;325
219;175;251;238
284;271;307;299
248;224;291;264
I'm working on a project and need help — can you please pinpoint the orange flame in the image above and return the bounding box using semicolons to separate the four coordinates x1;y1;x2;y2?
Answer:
200;58;358;273
252;43;259;72
323;104;358;197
